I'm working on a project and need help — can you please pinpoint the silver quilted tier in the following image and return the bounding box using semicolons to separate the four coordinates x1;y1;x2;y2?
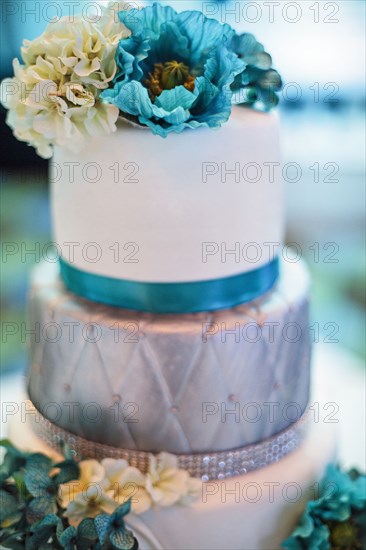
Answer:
27;260;311;455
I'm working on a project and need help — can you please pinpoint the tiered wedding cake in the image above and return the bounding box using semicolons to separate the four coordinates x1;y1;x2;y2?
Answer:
2;3;337;548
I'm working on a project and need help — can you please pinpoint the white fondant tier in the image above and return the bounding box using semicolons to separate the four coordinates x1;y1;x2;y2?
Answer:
8;411;337;550
27;259;311;455
51;107;283;284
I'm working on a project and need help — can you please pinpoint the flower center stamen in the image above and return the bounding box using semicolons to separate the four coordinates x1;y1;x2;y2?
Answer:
145;61;195;101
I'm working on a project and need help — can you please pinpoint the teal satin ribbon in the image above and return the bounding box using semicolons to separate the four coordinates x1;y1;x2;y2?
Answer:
59;258;279;314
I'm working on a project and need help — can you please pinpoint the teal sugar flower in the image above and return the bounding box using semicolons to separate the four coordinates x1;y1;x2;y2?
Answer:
0;440;139;549
283;464;366;549
231;33;282;110
94;501;138;550
24;453;80;524
58;518;99;549
101;3;245;136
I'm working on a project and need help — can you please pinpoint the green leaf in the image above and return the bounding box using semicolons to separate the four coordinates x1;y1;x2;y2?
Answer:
0;450;26;483
26;514;62;550
12;471;29;500
0;488;19;523
0;439;24;455
0;531;27;550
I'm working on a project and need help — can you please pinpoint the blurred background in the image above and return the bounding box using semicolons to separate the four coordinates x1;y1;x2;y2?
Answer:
1;0;365;377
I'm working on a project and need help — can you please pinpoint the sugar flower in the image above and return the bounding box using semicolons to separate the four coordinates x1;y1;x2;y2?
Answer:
231;33;282;110
145;452;201;507
61;453;201;524
101;3;245;136
283;464;366;549
0;2;129;158
102;458;151;515
61;459;116;526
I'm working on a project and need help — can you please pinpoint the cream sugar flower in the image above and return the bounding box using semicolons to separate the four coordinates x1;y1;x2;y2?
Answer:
0;2;130;158
145;452;201;507
61;454;201;525
60;459;117;526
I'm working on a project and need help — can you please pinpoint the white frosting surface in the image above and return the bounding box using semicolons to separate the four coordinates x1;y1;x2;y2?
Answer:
51;107;283;283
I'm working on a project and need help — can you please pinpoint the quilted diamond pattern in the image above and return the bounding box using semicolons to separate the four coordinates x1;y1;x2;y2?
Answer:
27;262;311;454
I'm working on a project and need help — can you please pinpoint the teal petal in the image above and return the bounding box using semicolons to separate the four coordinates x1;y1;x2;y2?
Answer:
114;500;131;519
24;468;52;497
190;76;218;112
119;4;176;38
290;510;316;538
25;453;53;472
155;86;196;113
351;475;366;508
110;529;137;550
103;3;247;135
231;32;282;111
232;33;265;64
115;35;150;84
53;459;80;485
204;44;244;89
175;10;235;65
59;525;77;549
103;81;152;118
94;513;111;544
150;20;190;65
76;517;98;547
282;537;303;549
26;496;55;524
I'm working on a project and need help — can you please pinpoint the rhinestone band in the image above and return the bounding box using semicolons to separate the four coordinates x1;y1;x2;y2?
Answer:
28;401;308;481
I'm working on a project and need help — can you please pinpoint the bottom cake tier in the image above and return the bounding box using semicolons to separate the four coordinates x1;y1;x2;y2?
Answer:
9;409;337;550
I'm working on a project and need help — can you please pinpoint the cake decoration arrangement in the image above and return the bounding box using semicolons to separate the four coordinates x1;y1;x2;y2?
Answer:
0;2;282;156
1;2;363;550
283;465;366;549
0;440;139;550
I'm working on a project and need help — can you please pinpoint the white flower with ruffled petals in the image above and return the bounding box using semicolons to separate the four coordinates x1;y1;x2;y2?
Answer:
102;458;152;514
145;453;201;507
0;2;129;158
60;459;116;526
60;452;201;524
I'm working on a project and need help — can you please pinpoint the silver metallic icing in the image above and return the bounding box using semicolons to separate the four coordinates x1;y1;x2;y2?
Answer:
27;260;311;455
27;399;308;481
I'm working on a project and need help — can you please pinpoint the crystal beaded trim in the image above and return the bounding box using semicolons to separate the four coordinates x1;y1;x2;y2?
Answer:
28;401;308;481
